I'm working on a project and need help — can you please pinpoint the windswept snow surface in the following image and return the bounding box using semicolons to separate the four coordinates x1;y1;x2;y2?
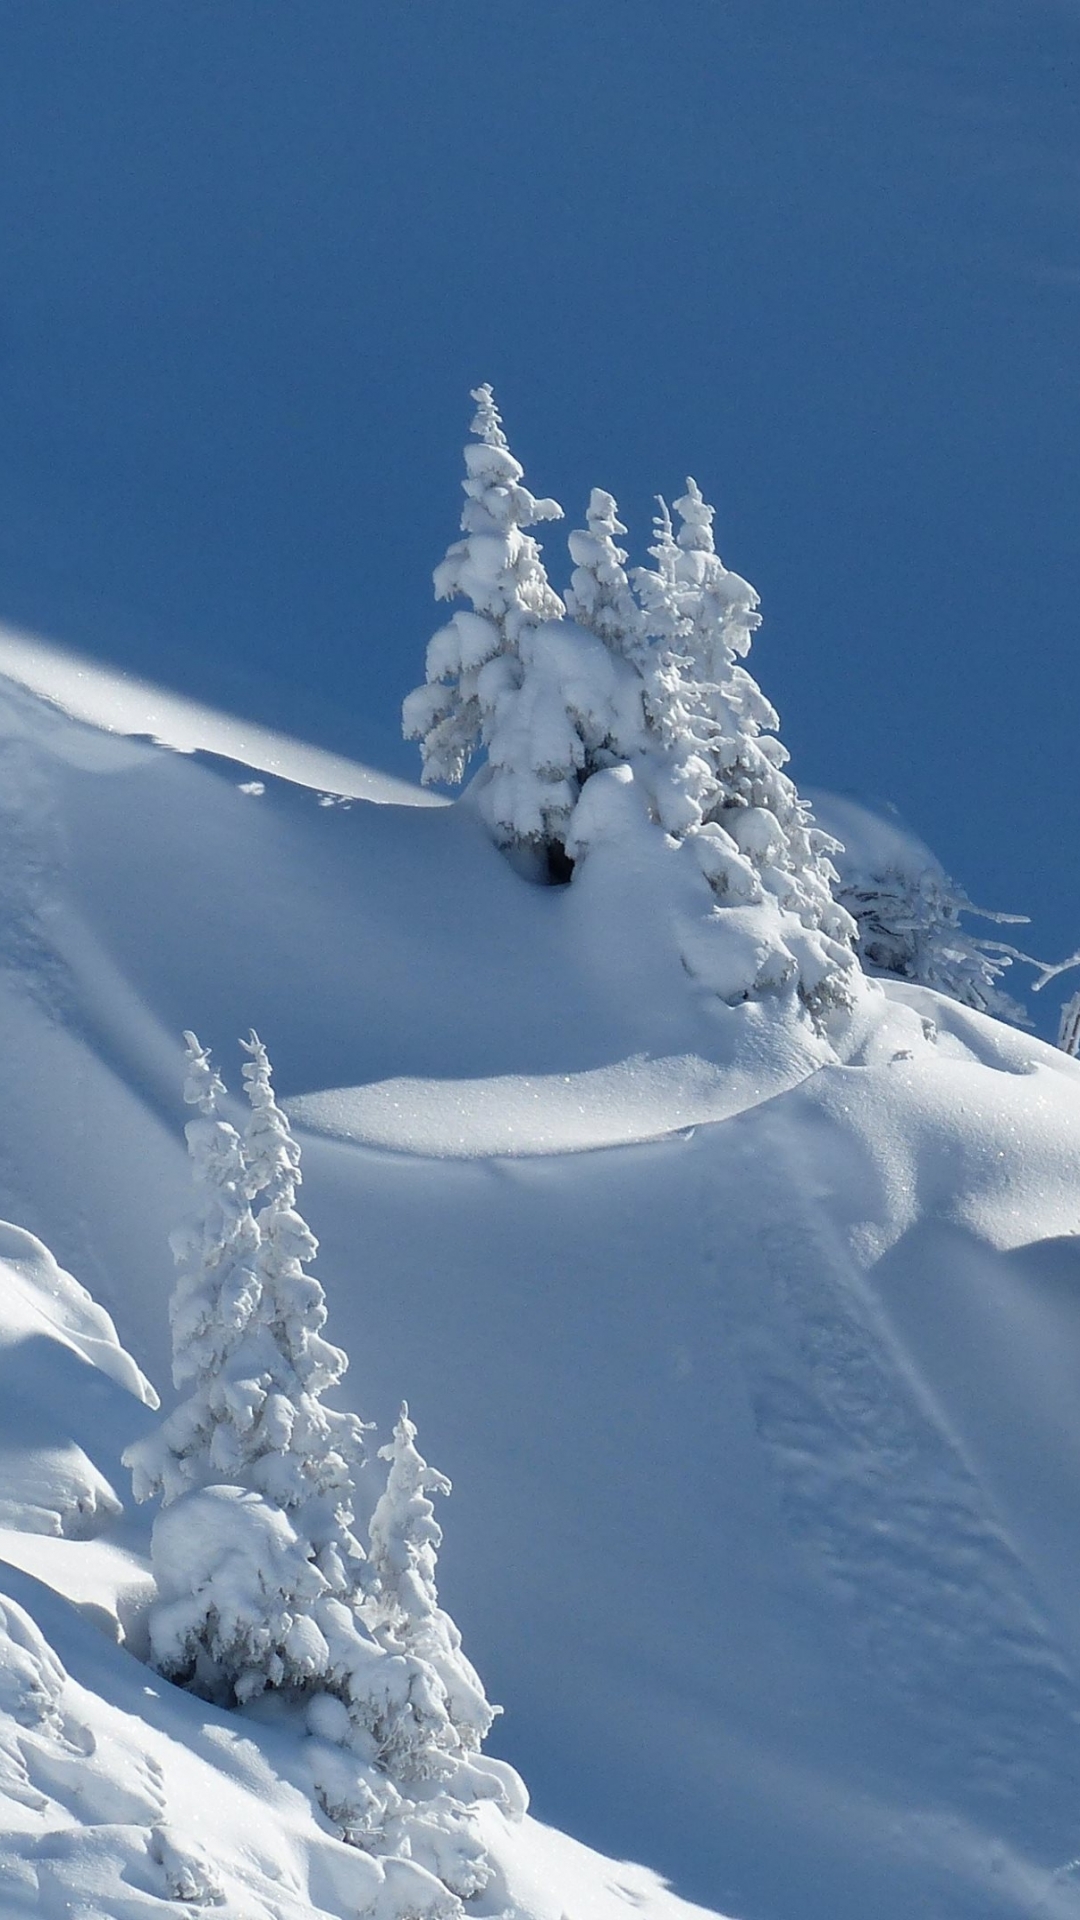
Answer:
0;621;436;805
2;656;1080;1917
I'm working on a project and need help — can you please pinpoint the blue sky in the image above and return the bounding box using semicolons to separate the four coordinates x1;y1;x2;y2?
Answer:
0;1;1077;1032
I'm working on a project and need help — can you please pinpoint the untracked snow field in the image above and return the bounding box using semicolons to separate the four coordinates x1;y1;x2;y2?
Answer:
1;629;1080;1919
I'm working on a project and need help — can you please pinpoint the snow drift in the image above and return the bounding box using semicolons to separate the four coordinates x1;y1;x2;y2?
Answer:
1;627;1080;1918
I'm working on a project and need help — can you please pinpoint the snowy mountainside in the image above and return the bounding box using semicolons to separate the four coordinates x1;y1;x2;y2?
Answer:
2;631;1080;1917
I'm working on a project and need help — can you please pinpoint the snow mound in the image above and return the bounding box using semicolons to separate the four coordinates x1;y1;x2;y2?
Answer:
288;1051;820;1158
0;622;438;805
0;1223;155;1540
0;1556;734;1920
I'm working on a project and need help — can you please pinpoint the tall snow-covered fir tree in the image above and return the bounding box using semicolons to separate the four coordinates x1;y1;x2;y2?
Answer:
401;384;564;791
235;1031;369;1597
123;1032;264;1506
126;1032;367;1581
368;1404;498;1752
629;482;860;1020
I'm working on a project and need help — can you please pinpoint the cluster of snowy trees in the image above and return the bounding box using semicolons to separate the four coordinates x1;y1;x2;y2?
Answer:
404;387;1046;1033
126;1034;521;1917
403;386;860;1028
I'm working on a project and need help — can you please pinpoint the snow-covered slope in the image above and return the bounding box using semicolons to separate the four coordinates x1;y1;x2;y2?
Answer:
2;634;1080;1919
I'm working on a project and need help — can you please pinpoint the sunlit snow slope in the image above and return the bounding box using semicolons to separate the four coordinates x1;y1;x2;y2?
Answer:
2;629;1080;1920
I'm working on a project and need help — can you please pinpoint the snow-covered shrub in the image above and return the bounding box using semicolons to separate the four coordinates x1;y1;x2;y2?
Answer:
838;867;1031;1022
813;793;1033;1023
368;1404;498;1752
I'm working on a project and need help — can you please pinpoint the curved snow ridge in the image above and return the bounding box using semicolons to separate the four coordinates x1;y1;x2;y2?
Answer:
286;1051;821;1159
0;621;441;806
0;1222;157;1409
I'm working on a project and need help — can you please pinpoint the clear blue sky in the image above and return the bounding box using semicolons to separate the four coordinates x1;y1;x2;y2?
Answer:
0;2;1077;1031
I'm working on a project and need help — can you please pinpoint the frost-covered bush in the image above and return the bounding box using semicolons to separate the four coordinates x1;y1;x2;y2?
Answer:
838;867;1031;1022
814;794;1033;1023
368;1404;498;1752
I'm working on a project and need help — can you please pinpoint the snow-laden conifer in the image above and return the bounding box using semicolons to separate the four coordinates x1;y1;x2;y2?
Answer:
368;1404;497;1752
630;497;726;838
402;385;564;790
123;1032;264;1505
404;391;638;871
235;1032;369;1597
632;482;859;1020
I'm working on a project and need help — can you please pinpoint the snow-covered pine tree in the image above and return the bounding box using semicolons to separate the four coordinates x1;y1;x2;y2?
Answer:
403;389;631;876
401;383;564;791
123;1032;265;1506
236;1031;369;1599
627;482;859;1020
368;1404;497;1752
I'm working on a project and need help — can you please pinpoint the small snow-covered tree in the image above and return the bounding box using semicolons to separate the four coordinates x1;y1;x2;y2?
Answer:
368;1405;497;1752
565;489;645;661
